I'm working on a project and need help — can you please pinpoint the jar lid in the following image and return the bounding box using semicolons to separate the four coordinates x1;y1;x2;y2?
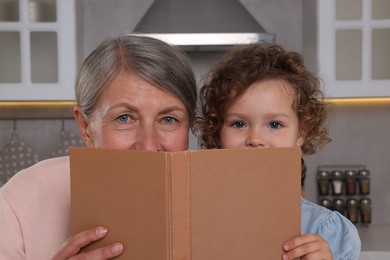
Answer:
318;199;332;207
347;199;358;205
317;171;330;178
345;170;357;177
333;198;345;206
360;198;371;204
331;170;343;178
358;169;370;177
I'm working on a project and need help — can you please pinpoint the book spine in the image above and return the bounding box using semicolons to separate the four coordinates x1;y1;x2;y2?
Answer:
169;152;191;260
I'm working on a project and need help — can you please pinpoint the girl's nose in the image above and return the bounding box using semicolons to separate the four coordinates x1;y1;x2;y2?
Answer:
245;129;266;148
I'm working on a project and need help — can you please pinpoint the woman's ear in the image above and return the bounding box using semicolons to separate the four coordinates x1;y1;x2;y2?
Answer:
73;106;94;147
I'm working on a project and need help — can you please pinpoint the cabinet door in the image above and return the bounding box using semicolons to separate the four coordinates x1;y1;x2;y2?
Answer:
0;0;76;100
318;0;390;98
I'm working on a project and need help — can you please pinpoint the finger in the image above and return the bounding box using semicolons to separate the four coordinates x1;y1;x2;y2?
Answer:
282;242;321;260
71;243;123;260
52;227;108;260
283;233;321;251
282;234;331;260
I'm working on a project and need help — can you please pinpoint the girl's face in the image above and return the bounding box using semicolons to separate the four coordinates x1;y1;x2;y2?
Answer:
75;70;190;152
219;79;304;149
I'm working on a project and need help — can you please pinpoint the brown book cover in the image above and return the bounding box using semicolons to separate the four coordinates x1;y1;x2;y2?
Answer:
70;147;301;259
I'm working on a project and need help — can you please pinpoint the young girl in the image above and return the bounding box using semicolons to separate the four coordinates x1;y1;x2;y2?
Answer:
196;43;360;259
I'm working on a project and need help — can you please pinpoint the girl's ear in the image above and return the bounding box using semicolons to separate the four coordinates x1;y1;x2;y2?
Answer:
73;106;94;147
296;129;306;147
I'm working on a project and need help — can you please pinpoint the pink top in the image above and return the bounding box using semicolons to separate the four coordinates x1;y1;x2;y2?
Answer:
0;156;70;259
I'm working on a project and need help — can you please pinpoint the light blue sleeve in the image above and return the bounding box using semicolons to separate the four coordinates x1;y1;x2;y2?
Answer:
301;198;361;260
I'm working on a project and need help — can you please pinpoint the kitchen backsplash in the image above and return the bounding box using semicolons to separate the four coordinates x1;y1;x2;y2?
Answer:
0;119;84;186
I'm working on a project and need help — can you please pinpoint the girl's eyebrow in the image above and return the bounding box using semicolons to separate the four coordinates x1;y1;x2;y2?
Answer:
266;112;291;118
224;112;291;118
224;112;246;117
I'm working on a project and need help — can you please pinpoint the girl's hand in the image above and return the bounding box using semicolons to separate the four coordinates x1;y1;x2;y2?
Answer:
282;233;333;260
52;227;123;260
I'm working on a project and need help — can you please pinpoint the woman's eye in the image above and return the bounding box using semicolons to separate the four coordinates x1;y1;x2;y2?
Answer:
269;121;282;129
117;114;131;123
162;116;177;124
232;121;246;128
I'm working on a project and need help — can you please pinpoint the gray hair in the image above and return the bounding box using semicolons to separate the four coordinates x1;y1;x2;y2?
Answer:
75;35;197;123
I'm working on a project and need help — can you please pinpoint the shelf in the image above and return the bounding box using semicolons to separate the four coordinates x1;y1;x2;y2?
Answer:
0;101;75;119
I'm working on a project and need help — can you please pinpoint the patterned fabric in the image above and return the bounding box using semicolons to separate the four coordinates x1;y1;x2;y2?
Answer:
0;132;39;183
51;130;85;157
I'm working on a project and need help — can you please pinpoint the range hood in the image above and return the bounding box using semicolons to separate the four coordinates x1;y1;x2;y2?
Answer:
132;0;275;51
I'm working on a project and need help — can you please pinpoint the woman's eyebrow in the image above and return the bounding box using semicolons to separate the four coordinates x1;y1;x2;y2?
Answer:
109;102;139;111
159;106;187;114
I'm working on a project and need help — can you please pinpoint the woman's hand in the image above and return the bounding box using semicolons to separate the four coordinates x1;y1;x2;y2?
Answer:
282;233;332;260
52;227;123;260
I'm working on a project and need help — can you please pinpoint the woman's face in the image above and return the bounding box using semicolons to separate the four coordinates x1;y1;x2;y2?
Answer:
219;79;304;149
75;71;190;152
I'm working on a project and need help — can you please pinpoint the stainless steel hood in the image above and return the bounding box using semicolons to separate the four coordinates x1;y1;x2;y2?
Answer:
132;0;275;51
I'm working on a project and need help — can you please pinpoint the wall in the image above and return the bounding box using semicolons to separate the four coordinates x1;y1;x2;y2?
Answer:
304;104;390;225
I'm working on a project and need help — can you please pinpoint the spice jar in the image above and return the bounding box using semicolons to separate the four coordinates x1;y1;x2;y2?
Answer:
358;170;370;195
331;170;344;195
346;199;358;224
360;198;372;224
345;170;357;195
318;198;332;210
317;170;330;196
332;198;345;216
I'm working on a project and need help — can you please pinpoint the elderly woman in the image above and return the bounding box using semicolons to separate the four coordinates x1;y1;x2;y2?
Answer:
0;35;197;259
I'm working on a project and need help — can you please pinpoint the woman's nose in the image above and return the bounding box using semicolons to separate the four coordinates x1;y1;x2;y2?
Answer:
245;129;266;148
134;127;162;152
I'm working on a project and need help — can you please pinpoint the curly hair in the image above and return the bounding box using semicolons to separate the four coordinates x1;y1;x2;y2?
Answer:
196;43;330;154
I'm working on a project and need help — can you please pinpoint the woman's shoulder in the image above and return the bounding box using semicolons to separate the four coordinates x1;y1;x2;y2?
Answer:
6;156;69;181
0;156;70;200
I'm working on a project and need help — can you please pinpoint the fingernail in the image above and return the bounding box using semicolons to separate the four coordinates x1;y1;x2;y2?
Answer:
282;254;288;260
96;227;108;236
111;243;123;253
283;244;289;250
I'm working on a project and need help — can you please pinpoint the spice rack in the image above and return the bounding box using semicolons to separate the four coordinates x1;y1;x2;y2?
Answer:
316;165;371;225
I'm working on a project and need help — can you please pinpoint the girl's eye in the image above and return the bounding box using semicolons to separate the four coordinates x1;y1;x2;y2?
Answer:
269;121;282;129
162;116;177;124
117;114;131;123
231;121;246;128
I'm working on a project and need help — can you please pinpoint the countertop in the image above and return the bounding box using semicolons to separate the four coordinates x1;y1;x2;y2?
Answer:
358;224;390;259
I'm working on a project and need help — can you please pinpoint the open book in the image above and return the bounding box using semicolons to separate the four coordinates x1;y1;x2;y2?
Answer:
70;147;301;259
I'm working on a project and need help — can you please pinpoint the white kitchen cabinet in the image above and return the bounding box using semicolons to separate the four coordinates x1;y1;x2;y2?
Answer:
0;0;76;100
317;0;390;98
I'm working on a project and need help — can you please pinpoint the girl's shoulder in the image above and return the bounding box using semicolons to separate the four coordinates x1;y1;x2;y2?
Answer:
301;197;352;231
301;197;361;259
301;197;333;225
